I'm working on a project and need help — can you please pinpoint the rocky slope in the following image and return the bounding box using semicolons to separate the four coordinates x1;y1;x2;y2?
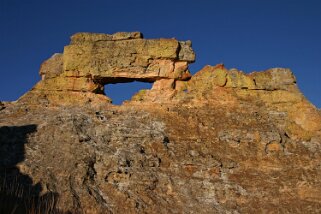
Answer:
1;32;321;213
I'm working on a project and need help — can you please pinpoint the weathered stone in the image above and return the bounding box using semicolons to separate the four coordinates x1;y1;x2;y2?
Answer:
226;68;256;89
174;61;189;76
18;90;111;107
39;53;63;79
63;37;187;79
20;32;195;106
251;68;296;90
179;41;196;62
70;32;143;44
151;79;175;90
175;80;188;91
288;100;321;132
257;90;303;104
34;76;103;93
4;32;321;213
188;64;227;90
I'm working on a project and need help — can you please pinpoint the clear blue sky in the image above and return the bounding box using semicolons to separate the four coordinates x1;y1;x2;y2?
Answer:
1;0;320;106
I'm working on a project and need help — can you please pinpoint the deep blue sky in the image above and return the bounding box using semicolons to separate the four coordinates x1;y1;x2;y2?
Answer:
1;0;320;106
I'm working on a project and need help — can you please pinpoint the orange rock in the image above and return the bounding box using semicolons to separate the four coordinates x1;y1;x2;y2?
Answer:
19;32;195;106
7;34;321;213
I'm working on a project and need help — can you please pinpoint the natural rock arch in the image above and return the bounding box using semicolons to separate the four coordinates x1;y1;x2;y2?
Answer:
19;32;195;105
104;81;153;105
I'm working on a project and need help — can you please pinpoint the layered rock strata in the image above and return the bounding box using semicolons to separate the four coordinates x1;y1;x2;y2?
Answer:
1;32;321;213
20;32;195;105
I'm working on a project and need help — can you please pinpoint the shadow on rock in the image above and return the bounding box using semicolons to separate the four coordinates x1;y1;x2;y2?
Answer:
0;125;66;213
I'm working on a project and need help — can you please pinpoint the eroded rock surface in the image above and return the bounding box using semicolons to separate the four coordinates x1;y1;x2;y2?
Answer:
1;32;321;213
20;32;195;106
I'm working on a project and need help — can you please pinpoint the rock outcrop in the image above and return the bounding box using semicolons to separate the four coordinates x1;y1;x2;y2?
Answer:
19;32;195;106
1;32;321;213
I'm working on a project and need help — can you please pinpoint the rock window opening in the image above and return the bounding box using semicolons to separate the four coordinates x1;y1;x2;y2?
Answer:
104;81;152;105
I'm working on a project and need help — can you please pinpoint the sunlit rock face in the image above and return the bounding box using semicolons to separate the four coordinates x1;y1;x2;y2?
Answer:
19;32;195;106
1;32;321;213
64;32;195;80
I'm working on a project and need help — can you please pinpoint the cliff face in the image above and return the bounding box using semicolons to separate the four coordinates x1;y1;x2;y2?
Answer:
1;32;321;213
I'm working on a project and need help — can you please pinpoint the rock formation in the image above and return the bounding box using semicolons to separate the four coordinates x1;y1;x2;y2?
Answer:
19;32;195;106
1;32;321;213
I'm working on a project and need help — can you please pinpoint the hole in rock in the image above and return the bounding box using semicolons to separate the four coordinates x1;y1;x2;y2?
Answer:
104;81;152;105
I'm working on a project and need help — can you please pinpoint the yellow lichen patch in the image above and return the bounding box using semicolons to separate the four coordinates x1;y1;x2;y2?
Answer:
226;69;256;89
212;66;228;87
258;90;303;104
288;101;321;132
18;90;111;107
188;64;228;92
131;89;148;101
144;39;179;58
34;76;102;92
251;68;296;90
285;121;313;141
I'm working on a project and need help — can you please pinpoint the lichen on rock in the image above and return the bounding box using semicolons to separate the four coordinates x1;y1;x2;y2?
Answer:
20;32;195;106
2;31;321;213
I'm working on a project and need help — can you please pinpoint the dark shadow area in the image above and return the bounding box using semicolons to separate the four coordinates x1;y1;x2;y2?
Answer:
0;125;66;214
104;81;152;105
0;102;5;111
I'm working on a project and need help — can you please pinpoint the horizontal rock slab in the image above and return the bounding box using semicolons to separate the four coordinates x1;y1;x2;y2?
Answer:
250;68;296;90
70;32;143;44
63;36;195;81
188;65;297;91
34;76;103;93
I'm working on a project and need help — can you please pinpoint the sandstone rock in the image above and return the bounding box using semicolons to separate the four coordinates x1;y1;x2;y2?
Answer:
34;76;103;93
251;68;296;90
63;37;191;80
178;41;196;62
288;101;321;132
174;80;188;91
39;53;63;79
151;79;175;91
18;90;111;107
70;32;143;44
3;32;321;213
20;32;195;106
188;64;228;92
226;68;256;89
